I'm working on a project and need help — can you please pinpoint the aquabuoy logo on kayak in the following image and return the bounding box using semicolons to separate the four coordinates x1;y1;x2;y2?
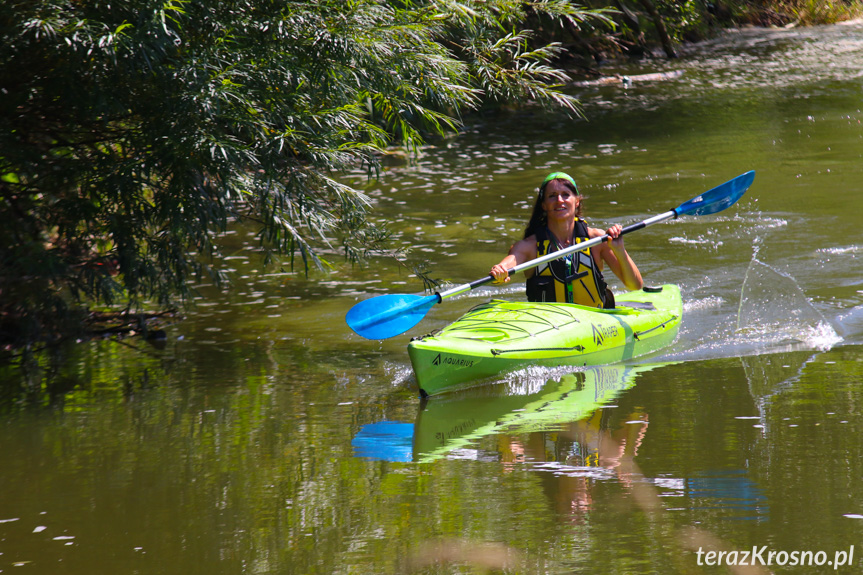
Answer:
432;354;475;368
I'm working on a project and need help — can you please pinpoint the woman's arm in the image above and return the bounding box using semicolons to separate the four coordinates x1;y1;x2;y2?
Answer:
591;224;643;291
490;237;538;284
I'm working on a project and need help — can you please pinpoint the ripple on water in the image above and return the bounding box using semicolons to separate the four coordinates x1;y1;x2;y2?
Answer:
819;245;863;255
668;235;724;250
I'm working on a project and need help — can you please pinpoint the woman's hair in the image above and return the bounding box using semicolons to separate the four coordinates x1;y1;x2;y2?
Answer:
523;177;583;239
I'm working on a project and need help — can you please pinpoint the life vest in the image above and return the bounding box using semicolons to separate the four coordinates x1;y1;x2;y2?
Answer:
525;220;612;308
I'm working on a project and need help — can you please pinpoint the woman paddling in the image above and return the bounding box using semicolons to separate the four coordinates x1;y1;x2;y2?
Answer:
490;172;642;308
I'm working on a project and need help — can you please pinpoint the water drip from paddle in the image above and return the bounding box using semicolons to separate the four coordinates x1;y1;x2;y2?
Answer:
736;257;841;351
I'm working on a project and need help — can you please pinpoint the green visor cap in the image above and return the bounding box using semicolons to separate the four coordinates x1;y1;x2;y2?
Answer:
542;172;578;193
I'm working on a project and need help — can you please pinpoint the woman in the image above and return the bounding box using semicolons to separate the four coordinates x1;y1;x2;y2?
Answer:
490;172;642;308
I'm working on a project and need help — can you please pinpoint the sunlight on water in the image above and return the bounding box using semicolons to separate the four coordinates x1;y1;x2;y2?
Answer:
736;320;842;352
683;295;724;312
680;21;863;96
530;461;617;479
382;361;416;388
819;245;863;255
832;305;863;344
668;235;723;249
499;364;599;395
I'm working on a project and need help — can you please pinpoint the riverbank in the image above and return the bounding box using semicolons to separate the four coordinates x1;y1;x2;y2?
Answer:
551;1;863;76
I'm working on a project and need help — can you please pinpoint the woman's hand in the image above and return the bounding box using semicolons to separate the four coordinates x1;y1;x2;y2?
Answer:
606;224;625;251
491;240;534;285
490;264;511;284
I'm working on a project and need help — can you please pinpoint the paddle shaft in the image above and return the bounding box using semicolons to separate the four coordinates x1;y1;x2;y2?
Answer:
436;210;676;301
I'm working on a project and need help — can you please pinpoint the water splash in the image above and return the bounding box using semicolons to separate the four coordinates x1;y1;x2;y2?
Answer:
683;295;724;312
737;258;841;351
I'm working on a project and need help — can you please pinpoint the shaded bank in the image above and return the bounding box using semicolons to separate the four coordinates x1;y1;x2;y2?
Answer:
542;0;863;73
0;0;598;351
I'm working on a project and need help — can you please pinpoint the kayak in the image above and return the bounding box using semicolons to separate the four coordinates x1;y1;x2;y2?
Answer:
407;284;682;397
408;285;682;397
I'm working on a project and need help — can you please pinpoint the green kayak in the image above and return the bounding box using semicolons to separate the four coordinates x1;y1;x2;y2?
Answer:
407;284;682;397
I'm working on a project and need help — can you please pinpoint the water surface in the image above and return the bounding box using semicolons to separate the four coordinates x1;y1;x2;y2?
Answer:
3;21;863;575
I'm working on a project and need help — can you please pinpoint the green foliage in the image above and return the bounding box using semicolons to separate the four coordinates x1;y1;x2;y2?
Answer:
654;0;707;42
0;0;603;346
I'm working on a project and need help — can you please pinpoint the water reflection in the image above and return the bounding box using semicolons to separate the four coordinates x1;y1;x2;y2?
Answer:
412;363;659;463
354;360;781;530
742;348;817;411
686;470;769;522
351;421;415;462
352;363;661;463
352;361;779;572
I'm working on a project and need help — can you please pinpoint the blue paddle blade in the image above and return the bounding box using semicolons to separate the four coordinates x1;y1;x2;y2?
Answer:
346;293;440;340
674;170;755;217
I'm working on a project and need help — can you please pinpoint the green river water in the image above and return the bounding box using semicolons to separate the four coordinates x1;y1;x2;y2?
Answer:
3;22;863;575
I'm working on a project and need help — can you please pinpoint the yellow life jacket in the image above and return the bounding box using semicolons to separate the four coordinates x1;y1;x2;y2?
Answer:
525;220;611;308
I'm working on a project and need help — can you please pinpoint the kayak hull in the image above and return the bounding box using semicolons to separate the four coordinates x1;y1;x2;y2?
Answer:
407;285;682;396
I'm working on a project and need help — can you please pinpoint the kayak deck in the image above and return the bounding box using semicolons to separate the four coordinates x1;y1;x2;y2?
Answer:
407;285;682;396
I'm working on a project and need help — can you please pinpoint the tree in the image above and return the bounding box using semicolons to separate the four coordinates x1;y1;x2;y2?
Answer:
0;0;609;347
636;0;677;58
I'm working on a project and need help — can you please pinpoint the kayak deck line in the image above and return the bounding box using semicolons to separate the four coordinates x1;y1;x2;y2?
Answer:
437;303;582;328
492;312;679;356
490;344;586;356
633;316;679;339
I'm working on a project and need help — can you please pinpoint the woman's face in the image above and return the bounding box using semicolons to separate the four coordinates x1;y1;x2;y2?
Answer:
542;179;579;222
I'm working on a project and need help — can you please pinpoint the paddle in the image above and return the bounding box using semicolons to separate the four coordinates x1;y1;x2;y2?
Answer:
347;170;755;340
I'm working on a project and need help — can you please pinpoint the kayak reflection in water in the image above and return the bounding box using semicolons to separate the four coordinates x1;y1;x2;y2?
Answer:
490;172;643;308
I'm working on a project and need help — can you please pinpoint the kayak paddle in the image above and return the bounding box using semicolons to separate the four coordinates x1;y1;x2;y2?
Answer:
347;170;755;340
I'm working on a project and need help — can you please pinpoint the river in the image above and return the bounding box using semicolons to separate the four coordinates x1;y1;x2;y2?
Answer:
2;21;863;575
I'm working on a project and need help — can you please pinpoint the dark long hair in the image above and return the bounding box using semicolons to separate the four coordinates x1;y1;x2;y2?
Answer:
523;177;583;239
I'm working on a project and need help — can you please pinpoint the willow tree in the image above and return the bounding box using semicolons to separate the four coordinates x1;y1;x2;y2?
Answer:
0;0;607;346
